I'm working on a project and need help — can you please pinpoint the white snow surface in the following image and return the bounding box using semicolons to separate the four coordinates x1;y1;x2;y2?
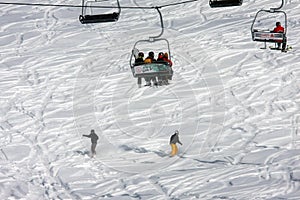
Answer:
1;0;300;199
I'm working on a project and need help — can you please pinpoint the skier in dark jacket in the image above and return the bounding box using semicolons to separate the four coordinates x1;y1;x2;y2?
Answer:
157;52;165;62
170;130;182;156
83;129;99;156
134;52;145;66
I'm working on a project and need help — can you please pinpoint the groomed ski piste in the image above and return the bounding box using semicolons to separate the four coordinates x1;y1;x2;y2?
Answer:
1;0;300;199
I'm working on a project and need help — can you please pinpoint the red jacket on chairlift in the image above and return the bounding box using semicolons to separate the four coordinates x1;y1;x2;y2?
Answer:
273;25;284;33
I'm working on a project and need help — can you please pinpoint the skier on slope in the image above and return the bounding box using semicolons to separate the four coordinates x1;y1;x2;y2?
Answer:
83;129;99;157
170;130;182;156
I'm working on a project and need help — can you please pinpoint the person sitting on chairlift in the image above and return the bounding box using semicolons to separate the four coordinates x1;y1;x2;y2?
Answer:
157;52;165;62
156;52;166;85
273;21;284;33
272;22;285;50
144;51;158;86
144;51;156;63
134;52;145;66
157;52;172;66
163;52;172;67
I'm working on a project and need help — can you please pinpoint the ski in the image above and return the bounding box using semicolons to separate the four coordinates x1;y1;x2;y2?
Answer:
269;45;293;52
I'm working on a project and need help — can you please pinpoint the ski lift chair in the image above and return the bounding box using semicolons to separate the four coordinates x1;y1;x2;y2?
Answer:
130;38;173;88
79;0;121;24
251;9;287;50
209;0;243;8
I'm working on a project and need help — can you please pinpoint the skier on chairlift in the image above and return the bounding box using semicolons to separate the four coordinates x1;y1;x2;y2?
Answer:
272;22;286;51
163;52;172;67
144;51;158;86
273;21;284;33
144;51;156;63
134;52;145;66
157;52;165;62
156;52;171;85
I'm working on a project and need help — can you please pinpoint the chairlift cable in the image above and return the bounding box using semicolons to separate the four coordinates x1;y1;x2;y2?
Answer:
0;1;153;9
0;1;200;10
149;7;164;39
159;0;199;8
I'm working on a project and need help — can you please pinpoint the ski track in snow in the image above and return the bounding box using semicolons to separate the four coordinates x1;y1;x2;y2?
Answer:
1;0;300;199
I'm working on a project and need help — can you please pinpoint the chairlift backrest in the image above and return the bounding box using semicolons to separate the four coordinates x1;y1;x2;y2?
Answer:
252;32;285;43
79;0;121;24
209;0;243;8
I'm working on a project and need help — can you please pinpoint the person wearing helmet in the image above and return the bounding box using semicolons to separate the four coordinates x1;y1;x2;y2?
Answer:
156;52;166;85
134;52;145;66
157;52;165;62
144;51;158;86
163;52;172;67
156;52;172;85
83;129;99;157
169;130;182;156
144;51;156;64
272;22;286;51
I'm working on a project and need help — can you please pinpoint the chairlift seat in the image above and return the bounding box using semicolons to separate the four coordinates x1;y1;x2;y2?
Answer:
132;63;173;79
79;0;121;24
209;0;243;8
252;30;285;43
79;12;119;24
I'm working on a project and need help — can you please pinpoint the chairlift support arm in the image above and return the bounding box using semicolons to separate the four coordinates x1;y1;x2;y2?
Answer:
149;7;164;40
271;0;284;11
81;0;84;16
129;7;172;68
117;0;121;14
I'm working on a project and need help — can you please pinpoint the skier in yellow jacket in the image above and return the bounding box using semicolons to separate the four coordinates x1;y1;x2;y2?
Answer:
170;130;182;156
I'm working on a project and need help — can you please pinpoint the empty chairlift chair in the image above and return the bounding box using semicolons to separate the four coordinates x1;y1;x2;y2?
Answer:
79;0;121;24
209;0;243;8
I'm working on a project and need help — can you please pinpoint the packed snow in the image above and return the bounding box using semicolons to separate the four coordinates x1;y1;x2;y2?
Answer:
1;0;300;199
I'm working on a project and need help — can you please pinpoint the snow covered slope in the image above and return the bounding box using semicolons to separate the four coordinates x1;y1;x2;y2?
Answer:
1;0;300;199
